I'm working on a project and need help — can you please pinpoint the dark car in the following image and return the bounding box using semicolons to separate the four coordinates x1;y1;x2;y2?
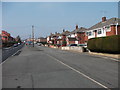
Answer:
13;44;18;47
68;44;78;46
37;43;42;46
78;44;87;48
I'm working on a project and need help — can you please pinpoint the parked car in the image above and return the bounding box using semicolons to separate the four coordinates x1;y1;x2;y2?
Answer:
57;44;61;47
13;44;18;47
78;44;88;52
37;43;42;46
68;44;78;47
78;44;87;48
18;43;21;45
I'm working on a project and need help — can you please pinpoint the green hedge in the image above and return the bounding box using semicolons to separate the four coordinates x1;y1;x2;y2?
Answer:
40;42;47;45
87;35;120;53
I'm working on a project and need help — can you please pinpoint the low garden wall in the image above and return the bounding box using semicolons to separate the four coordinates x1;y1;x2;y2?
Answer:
61;46;84;52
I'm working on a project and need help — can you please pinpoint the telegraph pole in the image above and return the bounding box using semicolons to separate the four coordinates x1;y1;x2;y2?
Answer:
32;25;34;47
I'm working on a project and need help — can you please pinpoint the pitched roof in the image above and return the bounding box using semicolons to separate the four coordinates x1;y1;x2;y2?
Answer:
88;18;119;30
49;33;61;37
69;27;87;34
38;37;47;39
49;33;55;37
76;27;88;33
61;30;70;35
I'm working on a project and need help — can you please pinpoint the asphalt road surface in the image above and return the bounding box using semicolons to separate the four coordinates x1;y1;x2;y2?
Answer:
2;43;24;62
2;45;118;89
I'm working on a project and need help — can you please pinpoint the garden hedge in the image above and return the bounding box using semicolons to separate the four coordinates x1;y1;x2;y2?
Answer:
87;35;120;53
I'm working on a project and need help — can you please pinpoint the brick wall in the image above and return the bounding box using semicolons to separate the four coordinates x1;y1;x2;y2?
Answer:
117;25;120;35
106;25;116;36
68;41;75;45
84;34;88;42
76;32;87;44
62;35;66;41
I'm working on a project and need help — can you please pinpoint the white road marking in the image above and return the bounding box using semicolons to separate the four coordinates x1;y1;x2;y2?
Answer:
46;53;111;90
0;50;21;65
101;56;119;62
11;50;21;56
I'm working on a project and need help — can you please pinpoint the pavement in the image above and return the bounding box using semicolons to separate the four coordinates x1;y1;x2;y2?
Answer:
0;48;1;67
50;46;120;60
89;52;120;60
2;45;118;89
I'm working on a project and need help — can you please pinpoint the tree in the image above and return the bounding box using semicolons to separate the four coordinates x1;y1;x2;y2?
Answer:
16;35;22;43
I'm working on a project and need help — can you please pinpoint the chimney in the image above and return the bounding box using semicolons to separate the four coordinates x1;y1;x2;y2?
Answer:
102;17;106;22
63;29;65;32
76;25;78;30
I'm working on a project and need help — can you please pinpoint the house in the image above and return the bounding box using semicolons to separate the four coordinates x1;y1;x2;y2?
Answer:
47;32;61;45
47;33;53;44
86;17;120;39
47;30;70;46
66;25;88;45
36;37;47;43
66;37;77;45
1;30;15;43
61;29;70;46
47;17;120;47
1;30;10;43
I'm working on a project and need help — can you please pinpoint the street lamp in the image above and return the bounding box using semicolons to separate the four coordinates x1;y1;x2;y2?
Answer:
32;25;34;47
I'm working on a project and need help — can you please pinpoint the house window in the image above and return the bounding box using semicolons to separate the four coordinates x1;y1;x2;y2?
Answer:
86;31;94;36
89;31;92;36
105;26;111;32
98;29;102;34
106;26;110;29
86;32;89;36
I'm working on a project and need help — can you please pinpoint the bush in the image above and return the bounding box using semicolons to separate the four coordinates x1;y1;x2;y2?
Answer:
87;35;120;53
40;42;47;45
62;41;67;46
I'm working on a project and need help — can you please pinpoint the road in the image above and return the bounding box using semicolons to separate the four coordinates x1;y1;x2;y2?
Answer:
2;43;24;62
2;45;118;89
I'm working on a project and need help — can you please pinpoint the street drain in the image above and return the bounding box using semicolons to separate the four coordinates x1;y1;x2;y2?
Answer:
17;86;21;88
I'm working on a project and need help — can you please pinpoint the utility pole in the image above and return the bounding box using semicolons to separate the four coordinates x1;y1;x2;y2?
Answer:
32;25;34;47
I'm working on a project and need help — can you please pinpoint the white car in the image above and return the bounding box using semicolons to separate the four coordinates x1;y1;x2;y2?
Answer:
37;43;42;46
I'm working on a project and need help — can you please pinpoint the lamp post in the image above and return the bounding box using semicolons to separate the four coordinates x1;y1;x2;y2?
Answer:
32;25;34;47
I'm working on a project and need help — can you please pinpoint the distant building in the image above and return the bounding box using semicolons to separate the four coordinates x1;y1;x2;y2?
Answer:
36;37;47;43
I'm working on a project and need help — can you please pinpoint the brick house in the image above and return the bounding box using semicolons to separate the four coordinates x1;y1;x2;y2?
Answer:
61;30;70;46
47;32;61;45
47;17;120;47
86;17;120;39
47;30;70;46
1;30;15;43
36;37;47;43
66;25;88;45
66;37;77;45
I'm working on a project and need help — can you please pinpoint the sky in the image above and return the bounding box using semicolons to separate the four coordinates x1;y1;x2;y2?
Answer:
2;2;118;39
